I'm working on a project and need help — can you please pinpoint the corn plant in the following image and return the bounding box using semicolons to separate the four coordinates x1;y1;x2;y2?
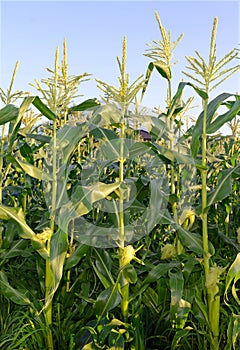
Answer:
183;17;240;350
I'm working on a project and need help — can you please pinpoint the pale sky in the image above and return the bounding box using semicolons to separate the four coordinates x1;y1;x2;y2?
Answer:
1;1;240;117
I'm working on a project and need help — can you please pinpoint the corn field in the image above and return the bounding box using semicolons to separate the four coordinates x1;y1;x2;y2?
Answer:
0;13;240;350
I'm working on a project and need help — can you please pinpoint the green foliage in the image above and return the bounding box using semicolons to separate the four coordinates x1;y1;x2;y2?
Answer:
0;13;239;350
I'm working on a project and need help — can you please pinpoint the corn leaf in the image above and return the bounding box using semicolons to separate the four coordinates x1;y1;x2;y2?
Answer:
92;249;115;288
168;81;208;117
225;253;240;304
32;96;57;120
208;97;240;133
0;205;35;239
0;271;33;306
46;229;68;307
0;104;18;125
69;98;100;111
72;181;121;217
64;244;89;270
169;270;191;329
141;261;181;291
226;313;240;350
13;157;52;181
191;93;237;158
207;168;235;208
94;285;122;317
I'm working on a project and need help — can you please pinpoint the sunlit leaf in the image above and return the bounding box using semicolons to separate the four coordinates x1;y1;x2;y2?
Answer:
225;253;240;304
32;96;57;121
0;205;36;240
0;104;18;125
69;98;100;111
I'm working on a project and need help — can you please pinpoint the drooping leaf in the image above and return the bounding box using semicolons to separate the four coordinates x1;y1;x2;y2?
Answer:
226;313;240;350
13;157;52;181
208;97;240;133
89;125;117;141
140;261;181;291
0;205;36;240
69;98;100;111
0;104;18;125
52;123;88;163
32;96;57;121
64;244;89;270
0;239;32;259
26;133;51;144
141;61;171;100
171;329;191;350
71;181;121;217
0;271;33;306
225;253;240;304
94;285;122;317
168;81;208;117
177;225;205;255
207;168;235;208
48;229;68;301
169;270;191;329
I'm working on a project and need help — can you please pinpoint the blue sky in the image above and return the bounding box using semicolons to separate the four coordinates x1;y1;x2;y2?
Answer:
1;1;240;117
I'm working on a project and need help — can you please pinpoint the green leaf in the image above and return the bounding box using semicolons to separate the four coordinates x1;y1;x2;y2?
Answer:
0;271;32;306
154;60;172;80
207;168;234;208
0;205;36;240
32;96;57;120
53;123;88;163
50;229;68;284
89;125;117;141
72;181;121;217
225;253;240;304
123;264;138;284
141;61;171;101
152;142;195;164
226;313;240;350
171;329;191;350
69;98;100;111
141;261;181;290
169;270;191;329
94;285;122;316
26;133;51;144
168;81;208;117
177;225;205;255
208;97;240;133
13;157;52;181
0;239;32;259
92;103;122;125
191;93;236;158
92;249;115;288
64;244;89;270
43;229;68;311
0;104;18;125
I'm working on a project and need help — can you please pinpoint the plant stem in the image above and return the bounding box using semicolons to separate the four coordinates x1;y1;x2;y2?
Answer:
201;97;219;350
119;107;129;322
45;119;57;350
201;98;209;277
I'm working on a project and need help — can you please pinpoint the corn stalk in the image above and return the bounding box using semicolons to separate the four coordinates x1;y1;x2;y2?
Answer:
183;17;239;350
